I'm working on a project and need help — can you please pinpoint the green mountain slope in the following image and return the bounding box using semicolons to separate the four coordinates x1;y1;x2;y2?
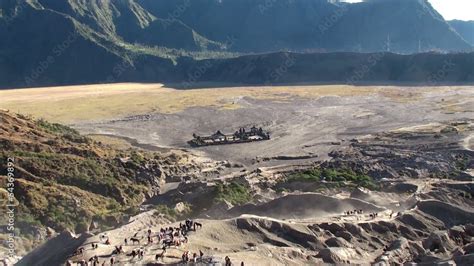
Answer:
35;0;223;50
0;110;194;240
1;111;134;231
0;5;123;84
0;0;232;87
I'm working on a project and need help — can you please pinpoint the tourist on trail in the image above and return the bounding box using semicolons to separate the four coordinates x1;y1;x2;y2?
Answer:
74;247;85;256
182;251;190;262
88;255;99;266
225;256;232;266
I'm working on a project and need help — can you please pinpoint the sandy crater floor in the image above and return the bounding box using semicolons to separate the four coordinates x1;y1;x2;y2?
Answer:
1;83;473;166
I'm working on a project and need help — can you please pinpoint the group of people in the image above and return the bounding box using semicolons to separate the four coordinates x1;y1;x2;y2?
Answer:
69;219;208;265
67;218;243;266
369;212;379;219
343;209;383;220
127;247;145;260
344;209;364;215
181;250;204;263
67;256;114;266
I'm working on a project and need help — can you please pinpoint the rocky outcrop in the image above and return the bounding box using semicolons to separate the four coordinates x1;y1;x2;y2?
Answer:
322;122;474;181
317;247;358;264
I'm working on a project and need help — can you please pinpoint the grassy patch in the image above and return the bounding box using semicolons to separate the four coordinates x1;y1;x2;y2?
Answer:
214;182;251;205
0;113;168;235
153;205;179;221
37;119;88;143
152;204;192;221
0;84;380;123
455;156;469;171
37;119;79;136
286;167;378;190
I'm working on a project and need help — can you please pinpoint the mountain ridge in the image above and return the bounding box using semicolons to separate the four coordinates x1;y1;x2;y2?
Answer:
1;51;473;89
138;0;472;53
0;0;473;88
449;20;474;46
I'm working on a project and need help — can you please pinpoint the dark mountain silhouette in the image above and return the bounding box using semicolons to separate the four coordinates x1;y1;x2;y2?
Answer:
138;0;472;53
0;0;473;88
178;51;474;85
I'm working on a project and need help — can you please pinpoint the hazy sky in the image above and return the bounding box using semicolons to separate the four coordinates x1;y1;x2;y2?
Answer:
428;0;474;21
343;0;474;21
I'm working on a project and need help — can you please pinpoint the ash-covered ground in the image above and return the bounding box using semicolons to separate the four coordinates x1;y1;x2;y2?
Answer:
4;84;474;265
75;86;474;168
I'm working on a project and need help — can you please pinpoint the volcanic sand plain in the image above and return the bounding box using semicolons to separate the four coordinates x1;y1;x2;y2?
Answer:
1;83;473;165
